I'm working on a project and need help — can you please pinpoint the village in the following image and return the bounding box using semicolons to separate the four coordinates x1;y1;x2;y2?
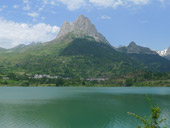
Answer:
30;74;110;82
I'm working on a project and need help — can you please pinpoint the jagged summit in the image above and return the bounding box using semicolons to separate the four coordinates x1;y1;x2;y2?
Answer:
56;15;109;44
157;47;170;56
128;41;137;47
157;47;170;60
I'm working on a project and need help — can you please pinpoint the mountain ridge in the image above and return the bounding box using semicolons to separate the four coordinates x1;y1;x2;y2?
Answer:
0;15;170;78
118;41;157;55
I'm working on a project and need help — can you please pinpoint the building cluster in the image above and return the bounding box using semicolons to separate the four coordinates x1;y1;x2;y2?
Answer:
30;74;109;81
2;77;9;80
33;74;58;79
86;78;109;82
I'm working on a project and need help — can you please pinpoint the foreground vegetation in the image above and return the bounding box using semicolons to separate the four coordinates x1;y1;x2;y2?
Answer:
0;70;170;87
128;97;167;128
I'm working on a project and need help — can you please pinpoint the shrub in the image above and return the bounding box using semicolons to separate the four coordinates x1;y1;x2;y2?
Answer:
125;78;133;87
128;97;167;128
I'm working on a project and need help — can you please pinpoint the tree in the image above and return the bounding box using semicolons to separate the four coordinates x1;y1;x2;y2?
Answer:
4;80;8;85
128;97;167;128
19;81;29;87
82;81;86;86
7;73;16;79
125;78;133;87
144;71;153;80
56;78;65;86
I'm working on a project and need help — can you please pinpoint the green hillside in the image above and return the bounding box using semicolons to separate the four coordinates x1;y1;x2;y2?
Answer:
0;33;170;79
5;38;137;78
128;54;170;72
0;36;170;86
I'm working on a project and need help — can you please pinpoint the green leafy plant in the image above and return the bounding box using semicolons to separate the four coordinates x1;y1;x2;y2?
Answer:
128;97;167;128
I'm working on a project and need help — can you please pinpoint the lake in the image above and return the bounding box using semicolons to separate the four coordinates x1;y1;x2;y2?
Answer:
0;87;169;128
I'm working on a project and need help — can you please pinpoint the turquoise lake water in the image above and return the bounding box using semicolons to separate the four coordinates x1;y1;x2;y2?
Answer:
0;87;169;128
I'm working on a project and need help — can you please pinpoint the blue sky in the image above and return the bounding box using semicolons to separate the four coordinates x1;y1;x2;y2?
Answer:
0;0;169;50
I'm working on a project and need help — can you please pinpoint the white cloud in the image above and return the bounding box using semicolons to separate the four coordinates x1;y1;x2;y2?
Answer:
28;12;39;18
159;0;166;7
0;18;60;49
23;0;30;4
23;4;31;10
13;5;19;9
126;0;151;5
41;17;46;20
2;6;7;8
139;20;149;24
159;0;165;3
42;0;86;10
42;0;48;4
19;0;167;12
49;0;152;10
0;6;7;11
50;0;58;5
57;0;86;10
22;0;31;10
89;0;123;7
89;0;151;8
33;18;37;22
38;7;44;11
36;0;158;11
101;15;111;19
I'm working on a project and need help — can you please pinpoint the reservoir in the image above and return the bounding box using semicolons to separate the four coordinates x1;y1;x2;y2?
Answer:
0;87;169;128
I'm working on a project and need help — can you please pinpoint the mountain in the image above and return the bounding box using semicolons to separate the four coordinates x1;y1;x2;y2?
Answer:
118;42;157;55
0;15;170;78
7;44;26;53
0;47;7;53
117;42;170;72
166;55;170;60
0;15;134;77
157;47;170;60
5;43;43;53
56;15;109;44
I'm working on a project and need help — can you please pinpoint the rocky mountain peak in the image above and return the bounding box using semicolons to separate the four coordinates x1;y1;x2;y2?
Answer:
75;15;90;23
157;47;170;56
118;42;157;55
168;47;170;51
128;41;137;47
56;15;109;44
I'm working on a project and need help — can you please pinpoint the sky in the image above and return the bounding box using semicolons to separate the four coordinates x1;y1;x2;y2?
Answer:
0;0;170;50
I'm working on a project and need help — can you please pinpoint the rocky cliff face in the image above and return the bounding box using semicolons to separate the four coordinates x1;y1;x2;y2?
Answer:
56;15;109;44
118;42;157;55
